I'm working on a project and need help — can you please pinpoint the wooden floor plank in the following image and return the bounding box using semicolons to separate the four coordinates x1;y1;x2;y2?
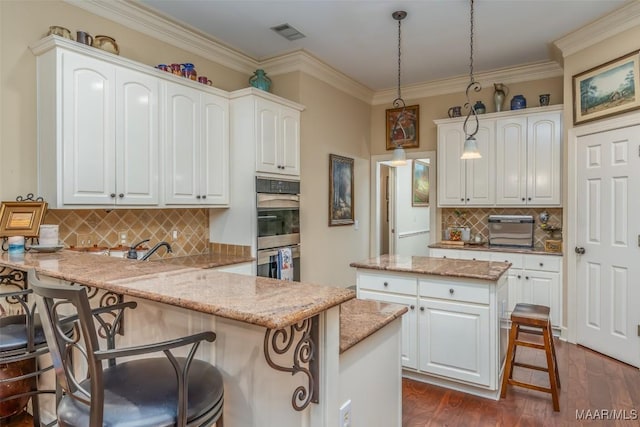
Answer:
403;340;640;426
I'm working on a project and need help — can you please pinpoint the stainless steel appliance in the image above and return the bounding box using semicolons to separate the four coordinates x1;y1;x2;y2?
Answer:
488;215;534;248
256;178;301;281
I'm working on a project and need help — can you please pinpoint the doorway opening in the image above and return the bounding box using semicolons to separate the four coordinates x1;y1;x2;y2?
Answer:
370;151;436;257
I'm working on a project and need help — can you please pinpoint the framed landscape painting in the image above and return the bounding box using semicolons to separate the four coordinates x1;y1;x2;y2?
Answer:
329;154;354;226
412;160;430;207
573;50;640;125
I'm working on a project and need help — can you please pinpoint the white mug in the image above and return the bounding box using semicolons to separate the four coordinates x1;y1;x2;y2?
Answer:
39;224;59;246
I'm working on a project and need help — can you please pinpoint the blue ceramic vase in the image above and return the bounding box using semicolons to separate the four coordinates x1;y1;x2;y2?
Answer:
510;95;527;110
473;100;486;114
249;69;272;92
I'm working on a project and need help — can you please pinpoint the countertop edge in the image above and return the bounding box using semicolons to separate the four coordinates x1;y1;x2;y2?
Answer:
428;242;563;256
349;262;509;282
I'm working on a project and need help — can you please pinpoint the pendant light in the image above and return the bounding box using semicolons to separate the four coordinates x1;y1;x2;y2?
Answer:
389;10;408;166
461;0;482;160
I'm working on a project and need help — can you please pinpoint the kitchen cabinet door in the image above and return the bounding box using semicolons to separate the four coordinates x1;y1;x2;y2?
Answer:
527;113;562;205
61;52;116;205
465;122;495;205
165;83;229;205
165;82;200;204
115;67;159;205
521;269;561;327
496;117;527;205
418;297;491;386
359;290;418;370
255;98;300;176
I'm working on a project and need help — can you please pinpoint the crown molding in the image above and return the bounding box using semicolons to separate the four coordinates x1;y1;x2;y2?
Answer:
65;0;258;74
260;50;374;104
371;61;563;105
554;0;640;58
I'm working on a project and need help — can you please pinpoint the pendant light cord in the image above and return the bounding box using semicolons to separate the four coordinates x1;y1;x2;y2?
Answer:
463;0;481;139
392;11;406;109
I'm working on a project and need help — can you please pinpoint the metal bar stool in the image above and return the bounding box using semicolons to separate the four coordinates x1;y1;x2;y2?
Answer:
500;303;560;411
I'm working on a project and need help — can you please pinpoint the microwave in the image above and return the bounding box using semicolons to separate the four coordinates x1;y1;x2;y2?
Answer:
488;215;534;248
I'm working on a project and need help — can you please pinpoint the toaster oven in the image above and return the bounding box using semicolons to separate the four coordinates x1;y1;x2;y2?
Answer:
488;215;534;248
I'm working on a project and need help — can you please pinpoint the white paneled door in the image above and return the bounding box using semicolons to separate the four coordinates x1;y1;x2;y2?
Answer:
576;125;640;368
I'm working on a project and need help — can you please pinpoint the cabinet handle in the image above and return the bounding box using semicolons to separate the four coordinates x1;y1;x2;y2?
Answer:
196;195;201;199
521;197;525;202
443;256;447;259
466;198;470;202
383;281;388;287
539;262;544;267
517;275;521;279
410;305;415;310
202;195;207;199
420;307;425;312
528;197;532;201
460;198;464;202
449;288;455;295
118;193;124;198
110;193;116;198
525;276;530;280
472;257;476;260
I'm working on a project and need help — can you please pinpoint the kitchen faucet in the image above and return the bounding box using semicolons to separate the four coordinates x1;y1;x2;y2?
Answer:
126;239;150;259
140;241;173;261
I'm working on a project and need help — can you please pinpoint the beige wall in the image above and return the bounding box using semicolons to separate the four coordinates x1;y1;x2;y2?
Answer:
369;76;564;156
0;0;248;201
298;74;371;287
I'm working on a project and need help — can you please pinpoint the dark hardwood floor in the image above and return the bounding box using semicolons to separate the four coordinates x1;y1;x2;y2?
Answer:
403;338;640;426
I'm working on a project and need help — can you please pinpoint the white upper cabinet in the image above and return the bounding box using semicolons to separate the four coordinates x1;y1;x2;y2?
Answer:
164;83;229;205
496;111;562;206
32;36;229;208
38;48;159;207
437;120;495;206
255;97;301;176
435;105;562;208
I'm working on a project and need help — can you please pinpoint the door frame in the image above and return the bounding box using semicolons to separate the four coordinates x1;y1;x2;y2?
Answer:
567;111;640;344
369;151;436;257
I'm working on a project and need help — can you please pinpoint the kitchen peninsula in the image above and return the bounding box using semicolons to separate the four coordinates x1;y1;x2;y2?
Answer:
350;254;510;399
0;251;405;426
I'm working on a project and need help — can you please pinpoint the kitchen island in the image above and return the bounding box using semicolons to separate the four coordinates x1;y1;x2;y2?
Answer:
0;250;405;426
350;254;510;400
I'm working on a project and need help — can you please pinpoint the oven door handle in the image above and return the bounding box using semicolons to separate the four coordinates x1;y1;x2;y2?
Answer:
257;246;301;264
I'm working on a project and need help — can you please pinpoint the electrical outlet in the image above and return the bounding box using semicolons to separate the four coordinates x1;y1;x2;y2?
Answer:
76;233;95;247
339;400;352;427
118;231;128;244
172;230;179;241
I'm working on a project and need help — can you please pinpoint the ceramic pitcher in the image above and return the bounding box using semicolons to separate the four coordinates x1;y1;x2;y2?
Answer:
493;83;509;112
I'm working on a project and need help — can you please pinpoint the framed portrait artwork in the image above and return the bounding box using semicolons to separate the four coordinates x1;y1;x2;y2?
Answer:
386;105;419;150
0;201;48;237
412;160;430;207
329;154;354;226
573;50;640;125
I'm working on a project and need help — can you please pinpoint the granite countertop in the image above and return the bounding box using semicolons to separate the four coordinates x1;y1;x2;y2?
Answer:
429;242;563;256
350;254;510;281
151;252;254;269
339;299;407;354
0;250;354;330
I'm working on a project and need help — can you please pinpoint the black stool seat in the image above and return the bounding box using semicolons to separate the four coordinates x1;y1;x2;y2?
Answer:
57;357;224;427
0;314;73;353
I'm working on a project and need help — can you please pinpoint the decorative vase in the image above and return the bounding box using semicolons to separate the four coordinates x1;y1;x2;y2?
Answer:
473;100;486;114
510;94;527;110
493;83;509;112
249;69;272;92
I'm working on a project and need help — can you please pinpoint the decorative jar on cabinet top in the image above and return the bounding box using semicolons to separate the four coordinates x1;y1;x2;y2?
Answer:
249;69;272;92
510;94;527;110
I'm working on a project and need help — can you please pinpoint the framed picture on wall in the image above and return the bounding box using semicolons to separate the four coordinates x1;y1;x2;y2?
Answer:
573;50;640;125
0;201;48;237
329;154;354;226
411;160;429;207
386;105;419;150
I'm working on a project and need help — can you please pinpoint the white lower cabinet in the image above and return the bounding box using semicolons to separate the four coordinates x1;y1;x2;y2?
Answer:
356;269;506;393
418;297;490;386
430;248;562;327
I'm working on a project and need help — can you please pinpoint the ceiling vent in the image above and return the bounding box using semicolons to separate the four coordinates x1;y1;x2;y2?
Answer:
270;23;305;41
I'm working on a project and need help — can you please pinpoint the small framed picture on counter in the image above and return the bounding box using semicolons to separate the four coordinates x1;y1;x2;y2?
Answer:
0;201;47;237
329;154;354;226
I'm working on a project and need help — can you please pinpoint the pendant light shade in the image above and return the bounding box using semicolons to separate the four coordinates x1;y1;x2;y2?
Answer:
461;136;481;160
390;146;407;166
461;0;482;160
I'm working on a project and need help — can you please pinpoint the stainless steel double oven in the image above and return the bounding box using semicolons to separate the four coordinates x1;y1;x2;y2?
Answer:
256;178;301;281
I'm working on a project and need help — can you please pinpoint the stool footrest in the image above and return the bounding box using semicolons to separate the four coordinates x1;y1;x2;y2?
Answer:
513;361;549;372
514;340;545;350
507;379;553;395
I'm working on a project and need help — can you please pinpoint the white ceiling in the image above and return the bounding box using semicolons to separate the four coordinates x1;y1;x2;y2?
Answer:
137;0;628;91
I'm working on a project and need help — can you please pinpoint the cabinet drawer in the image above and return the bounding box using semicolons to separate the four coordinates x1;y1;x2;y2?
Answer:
490;252;523;269
429;249;461;259
457;250;491;261
419;279;489;305
524;254;561;272
358;272;417;295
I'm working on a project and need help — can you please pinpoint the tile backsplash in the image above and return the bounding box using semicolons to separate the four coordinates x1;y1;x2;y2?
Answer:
442;207;563;247
44;208;209;257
